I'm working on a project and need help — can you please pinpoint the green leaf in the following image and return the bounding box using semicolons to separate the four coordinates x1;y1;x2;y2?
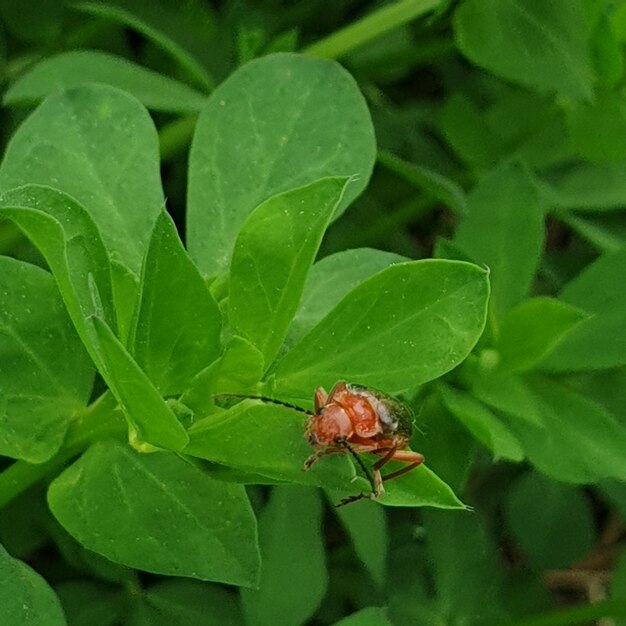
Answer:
542;161;626;211
356;462;465;509
270;260;490;402
0;185;117;353
4;51;207;113
55;581;126;626
89;316;188;451
566;93;626;162
506;377;626;483
47;440;259;587
496;297;587;372
438;94;503;168
131;211;221;396
128;580;244;626
454;0;593;101
0;542;66;626
212;336;265;394
186;402;463;509
287;248;407;347
465;365;543;426
334;499;388;588
0;84;164;275
333;608;392;626
438;383;523;462
241;487;326;626
187;53;376;275
422;509;507;623
453;161;544;319
72;0;216;90
0;257;93;462
505;471;594;570
541;246;626;370
186;401;362;492
229;177;348;366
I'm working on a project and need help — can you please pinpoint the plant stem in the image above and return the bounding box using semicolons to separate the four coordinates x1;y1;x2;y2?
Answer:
304;0;441;59
0;392;125;509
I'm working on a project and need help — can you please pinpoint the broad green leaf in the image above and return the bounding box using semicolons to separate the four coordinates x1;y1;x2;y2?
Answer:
4;51;207;113
0;257;93;462
496;297;587;372
89;317;188;451
454;0;593;101
438;94;503;167
438;383;523;462
186;402;463;509
213;336;264;394
178;336;264;419
423;510;507;623
131;211;221;396
453;161;544;319
47;440;260;587
55;581;125;626
229;178;347;366
128;580;244;626
334;499;387;588
351;462;465;509
270;260;490;402
505;471;594;570
464;364;543;425
72;0;216;90
187;53;376;275
0;185;117;353
542;161;626;211
377;151;467;214
541;246;626;370
0;543;66;626
566;93;626;162
241;487;326;626
287;248;407;346
333;608;392;626
506;377;626;483
0;84;164;275
186;401;363;492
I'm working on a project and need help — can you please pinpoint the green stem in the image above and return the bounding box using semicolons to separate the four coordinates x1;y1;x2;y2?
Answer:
304;0;441;59
159;114;198;162
0;392;125;509
504;599;626;626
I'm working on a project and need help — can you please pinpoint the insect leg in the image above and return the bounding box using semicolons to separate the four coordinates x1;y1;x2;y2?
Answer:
303;446;344;470
370;446;398;498
382;450;424;482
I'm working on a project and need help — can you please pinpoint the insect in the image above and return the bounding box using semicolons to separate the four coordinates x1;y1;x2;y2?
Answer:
216;381;424;506
303;381;424;505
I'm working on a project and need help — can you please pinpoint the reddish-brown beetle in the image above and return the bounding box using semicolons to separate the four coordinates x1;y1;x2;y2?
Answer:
303;381;424;505
215;380;424;505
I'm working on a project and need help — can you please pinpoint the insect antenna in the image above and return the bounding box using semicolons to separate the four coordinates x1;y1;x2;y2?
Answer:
213;393;314;416
337;439;375;494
